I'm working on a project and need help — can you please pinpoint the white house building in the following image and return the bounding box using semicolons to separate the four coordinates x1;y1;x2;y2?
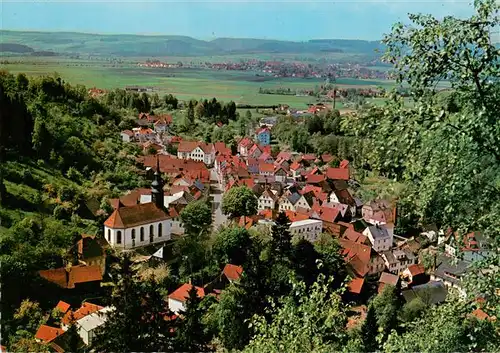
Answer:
258;189;279;210
278;193;311;212
103;202;171;249
289;219;323;243
381;248;417;275
177;141;215;165
75;306;113;346
168;283;206;314
363;224;393;252
120;130;134;142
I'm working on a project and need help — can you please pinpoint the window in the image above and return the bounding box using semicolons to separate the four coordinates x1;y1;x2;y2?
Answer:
150;225;154;243
158;223;163;237
107;229;111;241
140;227;144;242
131;229;136;239
117;231;122;244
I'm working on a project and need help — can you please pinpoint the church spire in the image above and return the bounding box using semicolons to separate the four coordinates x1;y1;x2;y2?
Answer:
151;155;164;209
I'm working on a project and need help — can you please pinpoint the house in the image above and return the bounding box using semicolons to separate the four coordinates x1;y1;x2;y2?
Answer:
248;144;263;159
70;234;107;275
362;199;395;226
103;202;171;249
278;193;311;212
222;264;243;282
289;219;323;242
329;189;357;217
35;325;65;344
132;127;156;141
381;248;417;275
444;231;491;263
431;254;470;297
403;264;427;285
258;189;279;211
39;265;102;290
259;162;274;176
177;141;215;165
326;167;349;181
274;166;287;183
347;277;365;296
120;130;134;142
289;161;304;180
75;306;113;345
258;152;274;164
238;137;254;156
168;283;206;314
153;115;173;133
402;281;448;305
169;207;185;235
378;272;399;293
363;224;393;252
338;238;372;277
256;126;271;146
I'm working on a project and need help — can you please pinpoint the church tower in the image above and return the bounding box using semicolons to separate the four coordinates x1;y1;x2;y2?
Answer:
151;155;164;209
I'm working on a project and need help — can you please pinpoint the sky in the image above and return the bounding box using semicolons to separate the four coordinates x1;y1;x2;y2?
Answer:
1;0;478;41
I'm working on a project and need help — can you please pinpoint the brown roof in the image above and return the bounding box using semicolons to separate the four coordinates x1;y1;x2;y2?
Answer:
339;239;371;277
471;308;491;321
35;325;64;343
379;272;399;286
407;264;425;277
259;162;274;173
177;141;199;153
55;300;71;314
348;277;365;294
104;202;169;228
326;167;349;180
39;265;103;289
344;228;367;244
168;284;205;302
223;264;243;281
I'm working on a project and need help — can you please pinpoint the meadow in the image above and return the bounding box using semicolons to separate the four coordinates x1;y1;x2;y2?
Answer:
2;57;394;108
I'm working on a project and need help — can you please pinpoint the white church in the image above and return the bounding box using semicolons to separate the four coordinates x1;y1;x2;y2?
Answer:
103;158;172;249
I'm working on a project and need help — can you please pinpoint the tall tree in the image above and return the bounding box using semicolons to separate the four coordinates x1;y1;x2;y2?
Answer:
269;212;293;263
361;304;379;352
221;186;257;219
180;200;212;235
175;286;208;352
212;226;252;266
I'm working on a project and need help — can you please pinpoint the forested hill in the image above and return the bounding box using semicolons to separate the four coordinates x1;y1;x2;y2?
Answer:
0;30;384;57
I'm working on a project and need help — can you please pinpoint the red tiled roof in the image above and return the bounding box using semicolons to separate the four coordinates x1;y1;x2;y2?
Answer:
259;162;274;173
407;264;425;277
39;265;102;289
326;167;349;180
104;202;169;228
0;345;6;352
290;161;302;170
319;207;340;224
35;325;64;343
214;141;231;155
168;284;205;302
306;174;325;184
256;126;270;135
302;154;316;161
249;144;262;155
238;137;253;148
178;141;201;153
259;209;273;219
121;130;134;136
285;210;309;223
344;228;367;244
339;239;371;277
276;152;292;161
471;308;490;321
62;302;104;325
340;159;349;169
348;277;365;294
321;154;334;163
55;300;71;314
223;264;243;281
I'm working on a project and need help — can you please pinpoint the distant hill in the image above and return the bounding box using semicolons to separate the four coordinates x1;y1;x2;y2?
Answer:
0;30;384;58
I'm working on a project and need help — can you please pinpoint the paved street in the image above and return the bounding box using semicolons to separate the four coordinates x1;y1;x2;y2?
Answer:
210;168;228;227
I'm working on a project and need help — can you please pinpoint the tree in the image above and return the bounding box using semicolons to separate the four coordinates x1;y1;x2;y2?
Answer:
244;274;348;353
12;299;44;334
212;226;252;266
195;102;205;119
187;100;195;125
180;200;212;235
65;312;85;353
371;284;401;341
221;186;257;219
291;238;320;287
361;304;378;352
269;212;292;263
175;286;208;352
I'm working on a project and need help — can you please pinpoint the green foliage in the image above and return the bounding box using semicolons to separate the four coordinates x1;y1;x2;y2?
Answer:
371;284;402;341
221;186;257;219
269;212;293;263
360;304;378;352
12;299;45;334
212;226;252;266
244;274;348;353
180;200;212;235
175;286;209;352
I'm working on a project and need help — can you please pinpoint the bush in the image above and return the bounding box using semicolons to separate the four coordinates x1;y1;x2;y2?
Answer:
66;167;83;183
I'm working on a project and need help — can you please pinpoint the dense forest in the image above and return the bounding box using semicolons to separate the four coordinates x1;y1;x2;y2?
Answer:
1;1;499;352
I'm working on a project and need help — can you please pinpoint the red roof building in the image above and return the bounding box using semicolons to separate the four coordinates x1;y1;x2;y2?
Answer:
35;325;65;343
62;302;104;326
326;167;349;180
104;203;169;229
347;277;365;295
168;284;205;303
222;264;243;282
55;300;71;314
39;265;102;289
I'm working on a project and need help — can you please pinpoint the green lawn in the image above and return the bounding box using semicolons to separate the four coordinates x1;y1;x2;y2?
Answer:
2;57;394;108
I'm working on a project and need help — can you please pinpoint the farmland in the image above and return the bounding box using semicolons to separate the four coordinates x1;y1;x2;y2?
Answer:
1;57;394;108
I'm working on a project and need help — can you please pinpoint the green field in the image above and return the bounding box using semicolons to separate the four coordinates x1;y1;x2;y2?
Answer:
1;57;395;108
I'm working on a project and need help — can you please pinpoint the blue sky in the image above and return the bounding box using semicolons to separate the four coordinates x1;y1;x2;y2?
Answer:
1;0;476;41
